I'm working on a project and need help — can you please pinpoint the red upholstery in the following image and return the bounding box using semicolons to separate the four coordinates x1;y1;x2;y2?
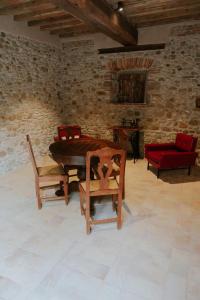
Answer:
147;150;179;163
58;125;81;140
175;133;198;152
145;143;176;157
145;133;198;177
54;125;91;142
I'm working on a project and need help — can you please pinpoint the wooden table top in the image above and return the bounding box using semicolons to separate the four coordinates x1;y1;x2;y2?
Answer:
49;138;121;167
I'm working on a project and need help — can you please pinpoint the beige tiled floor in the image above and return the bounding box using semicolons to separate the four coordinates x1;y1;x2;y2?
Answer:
0;159;200;300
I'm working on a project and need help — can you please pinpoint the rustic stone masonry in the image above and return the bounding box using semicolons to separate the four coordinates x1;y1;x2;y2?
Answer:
0;32;65;173
0;22;200;174
61;22;200;164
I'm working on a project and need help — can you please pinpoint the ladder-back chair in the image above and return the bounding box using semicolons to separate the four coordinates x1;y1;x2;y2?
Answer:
79;147;126;234
26;135;68;209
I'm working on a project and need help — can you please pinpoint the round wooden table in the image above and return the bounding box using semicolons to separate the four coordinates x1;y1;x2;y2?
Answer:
49;138;120;169
49;138;121;196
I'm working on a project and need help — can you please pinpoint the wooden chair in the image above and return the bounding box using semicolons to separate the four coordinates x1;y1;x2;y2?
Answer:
54;125;91;141
26;135;68;209
79;147;126;234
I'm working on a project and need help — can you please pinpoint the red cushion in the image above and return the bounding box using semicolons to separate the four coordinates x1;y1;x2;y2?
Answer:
54;136;59;142
57;125;81;140
148;150;179;163
175;133;197;152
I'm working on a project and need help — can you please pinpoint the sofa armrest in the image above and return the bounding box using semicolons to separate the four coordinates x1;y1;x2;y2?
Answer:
160;152;198;168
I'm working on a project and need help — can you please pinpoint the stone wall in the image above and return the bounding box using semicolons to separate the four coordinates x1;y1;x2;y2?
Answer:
0;22;200;174
61;22;200;164
0;32;65;174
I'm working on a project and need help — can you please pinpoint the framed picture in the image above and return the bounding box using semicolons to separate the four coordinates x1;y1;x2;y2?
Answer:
112;70;148;104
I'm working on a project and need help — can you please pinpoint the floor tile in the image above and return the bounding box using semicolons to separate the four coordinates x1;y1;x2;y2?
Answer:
0;159;200;300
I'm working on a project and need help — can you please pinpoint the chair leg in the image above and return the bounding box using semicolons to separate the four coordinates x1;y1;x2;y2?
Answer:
112;195;117;211
35;180;42;209
63;176;69;205
157;169;160;178
117;193;122;230
122;177;125;199
112;195;115;211
79;189;84;215
85;195;91;234
147;162;149;170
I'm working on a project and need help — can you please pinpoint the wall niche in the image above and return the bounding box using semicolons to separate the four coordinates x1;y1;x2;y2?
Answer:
108;57;153;105
112;70;148;104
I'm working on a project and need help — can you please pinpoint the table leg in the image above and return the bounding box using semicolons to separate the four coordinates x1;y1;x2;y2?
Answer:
55;165;69;197
55;180;65;196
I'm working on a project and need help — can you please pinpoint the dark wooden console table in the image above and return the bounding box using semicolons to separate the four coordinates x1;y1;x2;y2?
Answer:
111;127;140;163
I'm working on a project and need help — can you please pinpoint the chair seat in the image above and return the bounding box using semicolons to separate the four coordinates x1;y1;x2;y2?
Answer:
37;155;58;167
38;165;65;177
80;178;119;192
148;150;179;163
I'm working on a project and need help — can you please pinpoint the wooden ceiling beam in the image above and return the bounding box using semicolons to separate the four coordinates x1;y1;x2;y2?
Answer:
50;23;85;34
131;6;200;25
14;8;63;21
124;0;199;6
40;19;81;30
28;14;72;26
59;26;96;38
127;3;200;18
98;43;165;54
125;0;200;13
0;0;24;9
49;0;138;45
0;0;53;15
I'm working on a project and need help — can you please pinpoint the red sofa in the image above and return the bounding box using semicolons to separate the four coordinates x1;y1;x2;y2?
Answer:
145;133;198;178
54;125;91;141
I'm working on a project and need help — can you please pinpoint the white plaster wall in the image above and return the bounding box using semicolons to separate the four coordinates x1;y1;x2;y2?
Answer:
61;20;200;49
61;32;121;49
138;24;172;45
138;20;200;44
0;15;61;47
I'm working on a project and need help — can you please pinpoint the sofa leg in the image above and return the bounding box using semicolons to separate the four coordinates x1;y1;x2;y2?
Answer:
157;169;160;178
188;166;191;176
147;162;149;170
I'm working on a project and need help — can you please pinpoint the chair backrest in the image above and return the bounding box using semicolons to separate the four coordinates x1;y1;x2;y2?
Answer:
85;147;126;193
57;125;81;140
175;133;198;152
26;135;38;177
